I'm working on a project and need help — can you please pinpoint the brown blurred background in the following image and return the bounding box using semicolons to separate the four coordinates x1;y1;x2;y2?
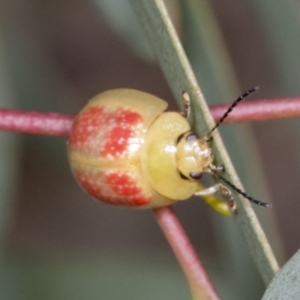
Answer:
0;1;300;299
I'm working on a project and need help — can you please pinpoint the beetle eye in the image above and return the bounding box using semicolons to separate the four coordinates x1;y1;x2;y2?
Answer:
189;172;202;179
186;132;199;141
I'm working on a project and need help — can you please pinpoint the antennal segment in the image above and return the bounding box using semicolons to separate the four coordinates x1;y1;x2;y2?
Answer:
205;86;259;140
216;173;271;208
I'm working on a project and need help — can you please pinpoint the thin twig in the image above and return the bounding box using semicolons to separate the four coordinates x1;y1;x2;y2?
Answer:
153;206;220;300
210;97;300;123
0;109;73;136
1;98;300;136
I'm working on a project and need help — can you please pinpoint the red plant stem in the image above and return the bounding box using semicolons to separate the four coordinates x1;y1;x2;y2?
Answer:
210;97;300;123
0;109;73;136
153;207;220;300
1;98;300;136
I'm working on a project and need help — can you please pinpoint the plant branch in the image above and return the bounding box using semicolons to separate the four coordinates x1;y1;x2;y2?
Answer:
211;96;300;123
0;98;300;136
153;206;220;300
0;109;73;136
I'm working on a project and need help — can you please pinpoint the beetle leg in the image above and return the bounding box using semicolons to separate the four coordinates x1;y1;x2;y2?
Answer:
209;164;225;173
218;184;236;211
181;92;191;119
194;184;221;196
194;183;236;217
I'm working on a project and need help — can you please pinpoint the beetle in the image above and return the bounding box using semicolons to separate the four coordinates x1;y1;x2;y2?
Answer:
68;88;270;216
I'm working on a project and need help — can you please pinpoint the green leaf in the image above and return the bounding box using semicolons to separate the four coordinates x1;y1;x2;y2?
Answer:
262;249;300;300
129;0;278;286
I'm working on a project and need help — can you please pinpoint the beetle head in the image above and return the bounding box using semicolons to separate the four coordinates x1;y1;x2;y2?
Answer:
176;132;213;180
176;87;271;207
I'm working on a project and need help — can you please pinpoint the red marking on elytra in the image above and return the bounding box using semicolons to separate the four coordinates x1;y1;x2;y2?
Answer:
106;172;141;197
74;171;102;199
70;106;104;146
106;172;150;206
73;170;151;206
69;105;143;158
101;127;133;158
133;196;151;206
101;110;143;157
115;110;143;125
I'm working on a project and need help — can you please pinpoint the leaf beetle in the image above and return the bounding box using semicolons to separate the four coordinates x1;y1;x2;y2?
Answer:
68;88;270;216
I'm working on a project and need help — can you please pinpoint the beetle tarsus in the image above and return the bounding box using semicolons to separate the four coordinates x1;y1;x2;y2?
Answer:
194;183;237;212
181;92;191;119
217;173;271;208
209;164;225;173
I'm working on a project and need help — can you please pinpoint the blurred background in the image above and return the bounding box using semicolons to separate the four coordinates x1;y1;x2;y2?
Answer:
0;0;299;299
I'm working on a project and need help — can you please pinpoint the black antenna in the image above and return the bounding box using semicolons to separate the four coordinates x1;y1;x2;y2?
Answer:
206;87;259;139
216;173;271;208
